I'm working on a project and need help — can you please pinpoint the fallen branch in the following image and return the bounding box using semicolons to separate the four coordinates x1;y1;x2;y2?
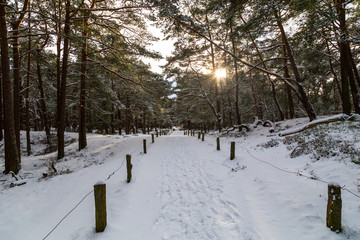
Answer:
279;114;349;137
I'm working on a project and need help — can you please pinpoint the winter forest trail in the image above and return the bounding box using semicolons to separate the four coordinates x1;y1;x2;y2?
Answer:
105;132;261;240
151;133;259;240
1;131;359;240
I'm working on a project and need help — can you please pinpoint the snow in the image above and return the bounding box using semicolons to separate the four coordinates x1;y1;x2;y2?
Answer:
0;117;360;240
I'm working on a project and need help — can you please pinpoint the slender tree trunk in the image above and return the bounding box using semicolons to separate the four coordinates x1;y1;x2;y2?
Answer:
25;10;32;156
346;44;360;87
57;0;71;160
79;20;88;149
12;28;22;159
125;94;130;134
0;0;21;173
325;40;342;110
345;44;360;113
336;0;351;115
110;75;115;134
229;23;241;125
142;112;146;134
206;15;222;131
274;9;317;121
282;44;295;119
55;0;62;129
36;48;51;144
0;64;3;141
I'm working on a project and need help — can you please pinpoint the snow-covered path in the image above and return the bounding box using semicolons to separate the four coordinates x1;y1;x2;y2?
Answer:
1;130;359;240
152;135;256;239
101;132;260;240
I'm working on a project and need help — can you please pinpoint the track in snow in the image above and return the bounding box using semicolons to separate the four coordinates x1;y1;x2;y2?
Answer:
151;134;259;240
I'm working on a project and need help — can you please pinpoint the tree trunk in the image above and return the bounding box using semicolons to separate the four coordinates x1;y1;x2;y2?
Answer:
142;111;146;134
125;94;130;134
325;39;342;110
79;17;88;150
0;64;3;141
336;0;352;115
57;0;71;160
0;0;21;173
282;44;295;119
25;10;32;156
230;17;241;125
345;44;360;113
12;27;22;159
36;49;51;144
206;14;222;132
274;8;317;121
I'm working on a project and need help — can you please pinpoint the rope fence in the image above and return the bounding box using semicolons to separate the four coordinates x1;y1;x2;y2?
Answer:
42;135;153;240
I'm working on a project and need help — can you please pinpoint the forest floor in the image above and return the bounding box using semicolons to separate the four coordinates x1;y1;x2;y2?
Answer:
0;116;360;240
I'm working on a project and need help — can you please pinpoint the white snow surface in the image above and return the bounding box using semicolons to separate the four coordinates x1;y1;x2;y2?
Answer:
1;118;360;240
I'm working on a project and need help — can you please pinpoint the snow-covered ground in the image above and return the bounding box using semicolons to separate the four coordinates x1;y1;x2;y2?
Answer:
0;117;360;240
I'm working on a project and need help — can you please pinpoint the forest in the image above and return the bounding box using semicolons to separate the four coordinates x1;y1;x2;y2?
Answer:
1;0;360;176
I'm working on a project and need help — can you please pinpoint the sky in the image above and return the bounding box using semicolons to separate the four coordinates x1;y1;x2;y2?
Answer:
142;23;175;74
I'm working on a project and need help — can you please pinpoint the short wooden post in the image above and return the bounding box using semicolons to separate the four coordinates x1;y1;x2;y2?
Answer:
217;137;220;151
198;132;200;139
202;133;204;141
156;130;158;137
326;183;342;233
151;134;154;143
94;183;107;232
126;154;132;183
230;142;235;160
143;139;147;154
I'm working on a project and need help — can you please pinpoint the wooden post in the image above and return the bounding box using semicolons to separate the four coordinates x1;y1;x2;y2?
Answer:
160;129;162;136
184;131;186;135
156;130;158;137
326;183;342;233
126;154;132;183
143;139;147;154
151;134;154;143
94;182;107;232
198;132;200;139
230;142;235;160
217;137;220;151
202;133;204;141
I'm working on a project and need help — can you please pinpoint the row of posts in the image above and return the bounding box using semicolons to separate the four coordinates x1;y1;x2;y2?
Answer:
187;130;343;233
94;130;343;234
94;130;164;232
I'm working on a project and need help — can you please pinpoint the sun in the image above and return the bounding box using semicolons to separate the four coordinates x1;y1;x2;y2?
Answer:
215;68;226;79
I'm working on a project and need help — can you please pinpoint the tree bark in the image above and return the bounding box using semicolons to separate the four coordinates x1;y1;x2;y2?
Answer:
0;63;3;141
229;11;241;126
25;9;32;156
36;48;51;144
206;14;222;132
282;44;295;119
0;0;21;173
336;0;352;115
125;94;131;134
57;0;71;160
345;44;360;113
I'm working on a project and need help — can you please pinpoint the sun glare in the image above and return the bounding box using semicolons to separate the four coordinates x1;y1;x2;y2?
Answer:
215;68;226;79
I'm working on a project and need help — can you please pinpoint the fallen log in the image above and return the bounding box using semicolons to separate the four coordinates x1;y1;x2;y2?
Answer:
279;114;350;137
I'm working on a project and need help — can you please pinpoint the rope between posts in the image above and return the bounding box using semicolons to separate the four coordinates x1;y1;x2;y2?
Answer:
42;137;148;240
42;190;93;240
237;144;360;200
